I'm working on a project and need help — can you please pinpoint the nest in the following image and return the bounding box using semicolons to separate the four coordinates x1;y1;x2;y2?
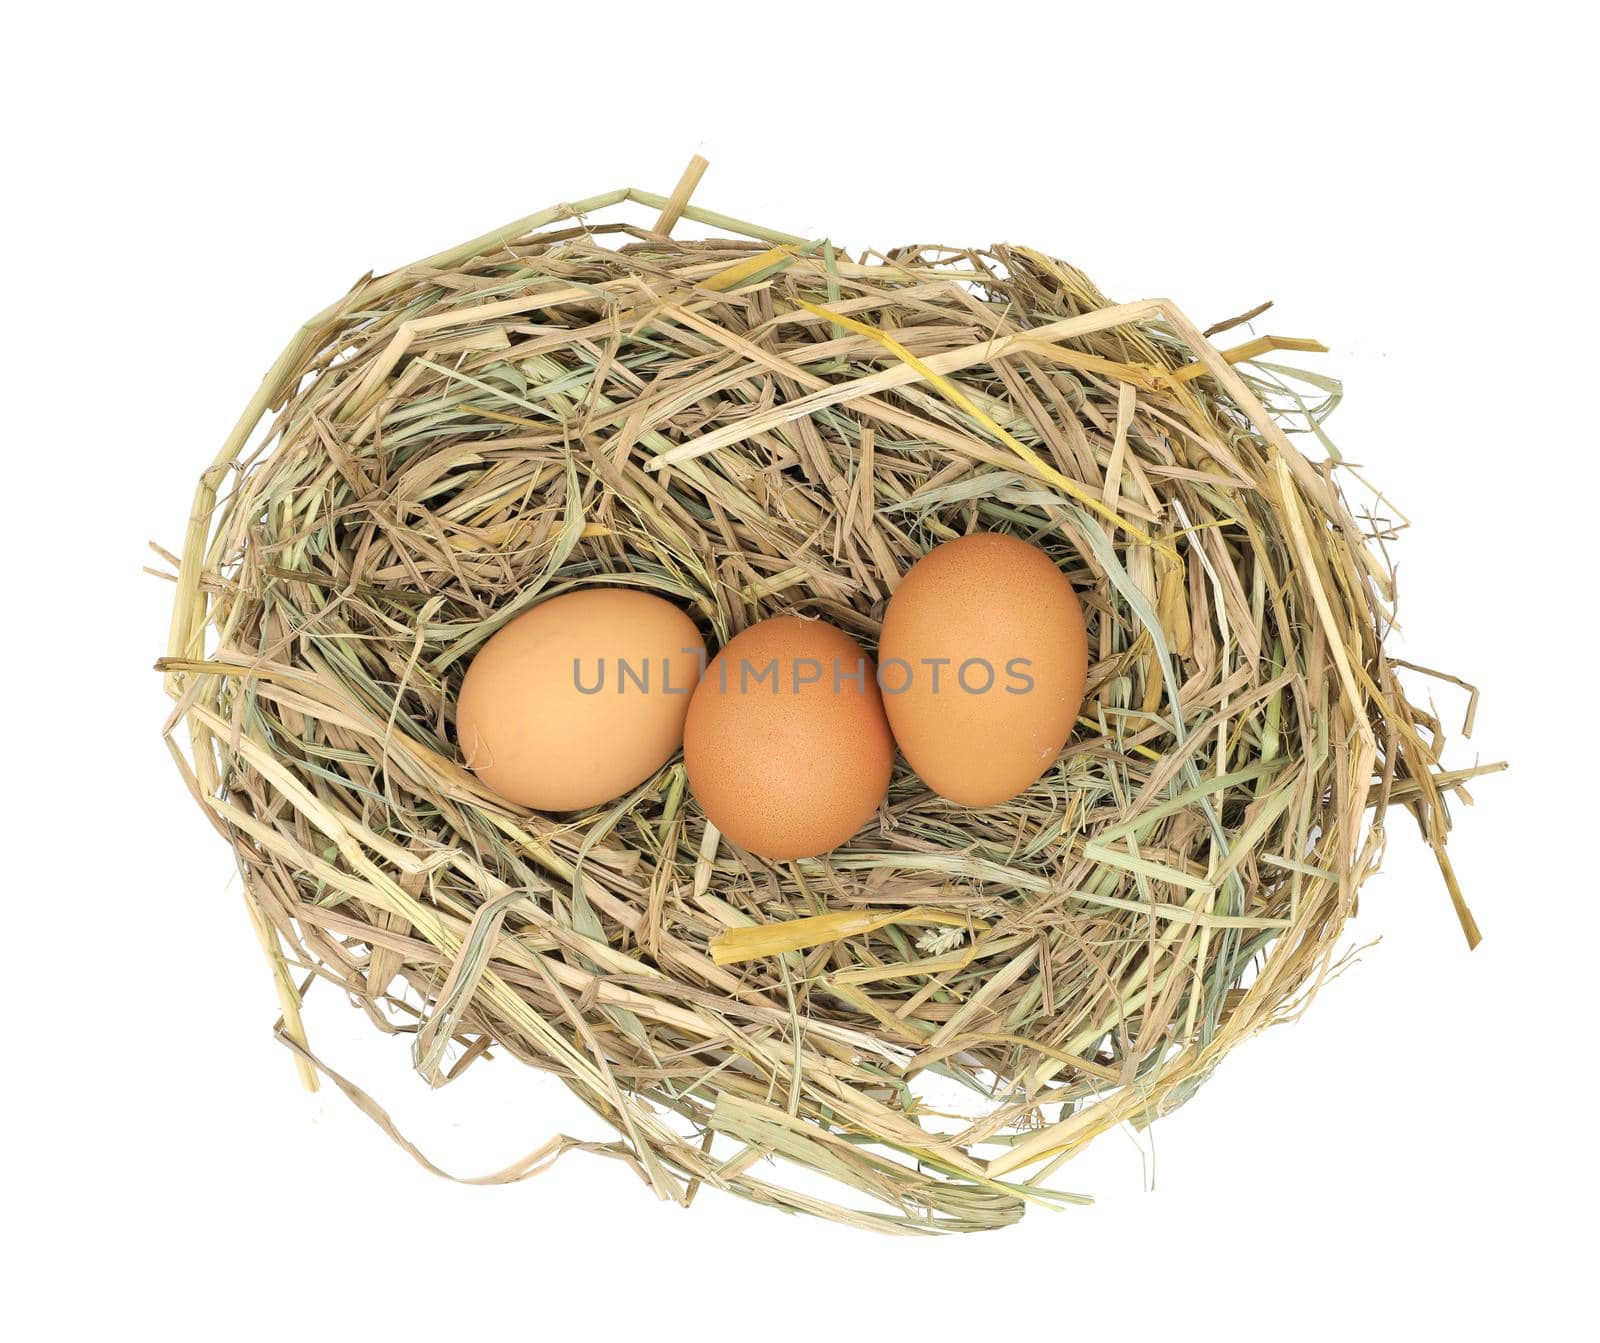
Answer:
158;168;1488;1234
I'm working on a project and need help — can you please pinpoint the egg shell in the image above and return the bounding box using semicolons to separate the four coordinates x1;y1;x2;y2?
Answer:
456;589;705;812
878;532;1087;807
683;616;893;861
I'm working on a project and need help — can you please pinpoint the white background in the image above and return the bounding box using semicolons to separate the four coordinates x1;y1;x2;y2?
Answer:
6;2;1594;1338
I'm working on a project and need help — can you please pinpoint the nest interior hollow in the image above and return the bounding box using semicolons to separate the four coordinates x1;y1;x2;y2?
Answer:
160;184;1479;1234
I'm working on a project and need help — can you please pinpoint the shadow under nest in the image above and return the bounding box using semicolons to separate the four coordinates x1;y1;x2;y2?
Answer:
158;184;1486;1234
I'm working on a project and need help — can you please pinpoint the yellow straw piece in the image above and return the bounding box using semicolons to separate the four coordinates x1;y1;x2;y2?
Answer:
700;245;802;293
1167;334;1329;384
709;906;984;966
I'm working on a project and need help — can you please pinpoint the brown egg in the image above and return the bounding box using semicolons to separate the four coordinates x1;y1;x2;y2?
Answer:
878;533;1087;807
456;589;705;811
684;616;893;860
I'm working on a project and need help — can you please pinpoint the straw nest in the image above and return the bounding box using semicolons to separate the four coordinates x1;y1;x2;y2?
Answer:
158;167;1491;1233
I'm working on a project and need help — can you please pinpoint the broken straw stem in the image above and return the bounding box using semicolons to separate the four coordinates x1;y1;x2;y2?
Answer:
653;154;709;236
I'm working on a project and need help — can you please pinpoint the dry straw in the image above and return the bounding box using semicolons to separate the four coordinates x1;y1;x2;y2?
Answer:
157;160;1497;1232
